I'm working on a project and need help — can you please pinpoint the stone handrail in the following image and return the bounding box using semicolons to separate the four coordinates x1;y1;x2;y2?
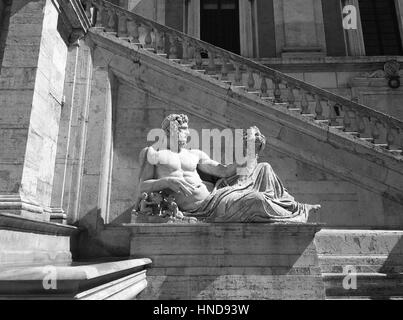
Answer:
81;0;403;153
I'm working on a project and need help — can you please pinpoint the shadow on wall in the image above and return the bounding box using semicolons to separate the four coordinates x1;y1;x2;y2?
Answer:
73;207;131;260
0;0;13;68
374;235;403;300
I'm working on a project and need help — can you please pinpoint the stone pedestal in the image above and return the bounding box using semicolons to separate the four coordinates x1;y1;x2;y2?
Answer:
128;223;325;300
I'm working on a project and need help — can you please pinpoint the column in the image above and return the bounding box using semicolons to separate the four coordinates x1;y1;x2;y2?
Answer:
76;46;114;232
0;0;69;221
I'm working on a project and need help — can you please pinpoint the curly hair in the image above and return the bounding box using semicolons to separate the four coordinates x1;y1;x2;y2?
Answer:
161;114;189;134
243;126;266;154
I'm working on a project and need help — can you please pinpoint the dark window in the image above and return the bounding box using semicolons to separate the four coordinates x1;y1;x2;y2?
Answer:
359;0;403;55
200;0;240;54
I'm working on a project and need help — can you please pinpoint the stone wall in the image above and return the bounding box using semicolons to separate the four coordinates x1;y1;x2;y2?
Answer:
0;0;69;220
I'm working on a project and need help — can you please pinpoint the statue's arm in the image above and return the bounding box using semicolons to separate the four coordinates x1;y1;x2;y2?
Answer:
138;147;168;193
138;147;195;196
195;150;237;178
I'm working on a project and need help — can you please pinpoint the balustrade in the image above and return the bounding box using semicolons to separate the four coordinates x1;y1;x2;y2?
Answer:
80;0;403;155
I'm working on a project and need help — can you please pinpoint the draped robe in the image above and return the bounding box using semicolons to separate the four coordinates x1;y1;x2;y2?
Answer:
186;162;309;223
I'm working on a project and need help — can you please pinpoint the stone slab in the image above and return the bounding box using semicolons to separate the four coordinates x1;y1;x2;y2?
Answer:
128;223;325;300
0;258;151;299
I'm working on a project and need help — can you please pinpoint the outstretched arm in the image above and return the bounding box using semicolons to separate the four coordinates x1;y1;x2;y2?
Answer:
138;147;195;196
195;150;237;178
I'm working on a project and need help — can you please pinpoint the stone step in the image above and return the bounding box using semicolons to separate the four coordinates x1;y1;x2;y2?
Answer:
316;229;403;298
326;296;403;300
322;272;403;298
0;258;151;300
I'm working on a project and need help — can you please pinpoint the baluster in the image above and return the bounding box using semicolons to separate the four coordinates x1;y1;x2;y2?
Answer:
156;31;164;53
234;63;242;85
386;126;397;150
117;13;128;37
105;8;115;32
371;119;380;142
273;77;282;103
260;75;268;97
194;48;203;70
208;50;216;74
287;84;296;109
300;91;309;114
343;107;353;132
357;113;367;137
221;56;229;81
130;20;140;44
144;26;153;48
314;95;325;120
247;69;255;91
95;0;104;28
169;35;178;59
182;39;190;63
154;30;160;52
328;101;338;126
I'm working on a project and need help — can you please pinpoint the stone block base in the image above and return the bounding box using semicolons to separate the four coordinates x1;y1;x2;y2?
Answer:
0;194;50;222
0;212;76;267
128;223;325;300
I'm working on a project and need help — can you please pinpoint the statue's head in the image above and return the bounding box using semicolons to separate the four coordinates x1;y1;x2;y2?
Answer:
141;192;148;200
243;126;266;155
161;114;190;149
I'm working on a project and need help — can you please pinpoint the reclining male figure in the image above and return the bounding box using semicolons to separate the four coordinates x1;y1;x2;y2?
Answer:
137;114;320;222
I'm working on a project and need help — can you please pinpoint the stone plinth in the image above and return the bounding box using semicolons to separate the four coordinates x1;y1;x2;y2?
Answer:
128;223;325;300
0;212;77;267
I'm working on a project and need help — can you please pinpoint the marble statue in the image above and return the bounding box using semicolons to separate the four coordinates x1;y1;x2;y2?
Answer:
162;194;185;219
136;114;320;223
138;192;153;215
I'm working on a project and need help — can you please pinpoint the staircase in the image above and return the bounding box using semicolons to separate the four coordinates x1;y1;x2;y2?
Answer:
76;0;403;299
81;0;403;157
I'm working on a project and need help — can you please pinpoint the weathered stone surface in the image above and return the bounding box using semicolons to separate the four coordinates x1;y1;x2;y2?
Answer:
129;223;325;300
316;229;403;299
0;212;76;267
0;0;68;220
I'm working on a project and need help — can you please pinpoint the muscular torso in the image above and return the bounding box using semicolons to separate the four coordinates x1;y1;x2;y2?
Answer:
150;148;212;211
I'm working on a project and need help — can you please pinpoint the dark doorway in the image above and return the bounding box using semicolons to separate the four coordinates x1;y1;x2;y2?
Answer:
200;0;240;54
359;0;403;55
